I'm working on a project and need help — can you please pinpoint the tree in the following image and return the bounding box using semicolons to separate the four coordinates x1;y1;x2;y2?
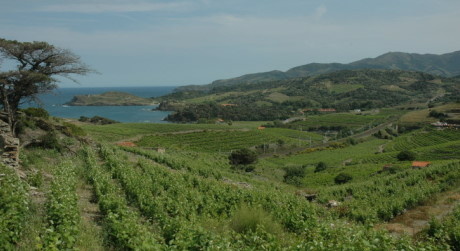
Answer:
229;148;258;166
283;165;306;186
0;38;93;135
397;150;416;161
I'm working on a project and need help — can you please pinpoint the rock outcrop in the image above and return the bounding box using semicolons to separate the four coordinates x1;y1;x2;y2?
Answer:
0;116;20;168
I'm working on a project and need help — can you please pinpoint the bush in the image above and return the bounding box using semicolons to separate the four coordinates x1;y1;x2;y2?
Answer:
38;131;64;152
22;107;49;118
229;205;282;235
429;110;448;119
315;162;328;173
229;148;258;166
334;173;352;184
61;122;87;137
397;150;416;161
79;116;118;125
283;165;306;186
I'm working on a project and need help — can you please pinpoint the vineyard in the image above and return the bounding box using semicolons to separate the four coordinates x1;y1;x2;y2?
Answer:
288;109;404;130
135;129;321;152
2;108;460;249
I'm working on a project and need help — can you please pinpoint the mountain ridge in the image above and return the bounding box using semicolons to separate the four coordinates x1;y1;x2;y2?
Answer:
177;50;460;91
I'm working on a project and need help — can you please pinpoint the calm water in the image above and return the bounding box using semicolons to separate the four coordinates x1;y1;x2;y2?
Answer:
29;86;176;123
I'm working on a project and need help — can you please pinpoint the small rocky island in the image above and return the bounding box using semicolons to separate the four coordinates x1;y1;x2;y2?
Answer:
65;91;157;106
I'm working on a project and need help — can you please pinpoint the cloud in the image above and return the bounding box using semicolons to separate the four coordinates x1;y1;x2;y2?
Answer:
313;5;327;19
39;1;191;13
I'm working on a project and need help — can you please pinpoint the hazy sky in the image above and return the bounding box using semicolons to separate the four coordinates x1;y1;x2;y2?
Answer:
1;0;459;87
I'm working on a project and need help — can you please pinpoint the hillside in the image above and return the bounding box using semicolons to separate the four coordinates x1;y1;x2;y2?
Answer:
161;69;460;122
177;50;460;91
3;109;460;249
66;91;156;106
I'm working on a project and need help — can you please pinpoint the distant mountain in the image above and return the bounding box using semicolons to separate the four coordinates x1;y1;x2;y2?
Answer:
178;51;460;91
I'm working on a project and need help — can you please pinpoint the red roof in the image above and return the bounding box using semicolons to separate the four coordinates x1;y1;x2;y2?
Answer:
411;161;431;167
116;142;136;147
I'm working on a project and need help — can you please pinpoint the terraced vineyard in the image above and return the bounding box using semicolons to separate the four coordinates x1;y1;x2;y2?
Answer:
385;128;460;152
81;122;268;142
136;129;319;152
287;109;404;130
3;108;460;250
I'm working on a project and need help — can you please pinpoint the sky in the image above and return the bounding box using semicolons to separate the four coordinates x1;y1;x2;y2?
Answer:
1;0;459;87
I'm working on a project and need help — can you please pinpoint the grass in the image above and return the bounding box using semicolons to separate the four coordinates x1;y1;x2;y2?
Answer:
328;84;364;94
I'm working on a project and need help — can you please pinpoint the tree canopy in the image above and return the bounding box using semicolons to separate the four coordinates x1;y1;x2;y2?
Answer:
0;38;93;133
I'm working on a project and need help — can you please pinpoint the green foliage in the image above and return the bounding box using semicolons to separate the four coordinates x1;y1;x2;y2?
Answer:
82;148;162;249
0;165;29;249
397;150;417;161
315;161;328;173
229;148;258;166
166;102;293;122
62;122;87;137
334;173;353;184
429;110;449;120
423;206;460;250
283;165;307;186
22;107;49;118
27;170;43;188
37;131;63;152
320;161;460;223
41;161;80;250
229;205;282;235
79;115;119;125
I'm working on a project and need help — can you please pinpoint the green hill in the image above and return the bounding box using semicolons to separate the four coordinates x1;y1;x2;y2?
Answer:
161;69;460;122
177;50;460;91
66;91;156;106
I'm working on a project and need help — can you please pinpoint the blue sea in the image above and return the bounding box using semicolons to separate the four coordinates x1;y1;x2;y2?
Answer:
30;86;177;123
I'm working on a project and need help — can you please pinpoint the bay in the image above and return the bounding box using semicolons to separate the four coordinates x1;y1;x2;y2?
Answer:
28;86;176;123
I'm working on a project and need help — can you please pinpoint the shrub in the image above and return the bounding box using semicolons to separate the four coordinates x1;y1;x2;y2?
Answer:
79;116;118;125
62;122;87;137
334;173;352;184
397;150;416;161
429;110;448;119
229;205;282;235
38;131;63;152
315;162;328;173
22;107;49;118
283;165;306;186
229;148;258;166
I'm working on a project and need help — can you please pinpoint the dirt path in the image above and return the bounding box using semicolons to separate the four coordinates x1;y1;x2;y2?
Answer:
76;182;106;250
376;188;460;237
377;144;386;153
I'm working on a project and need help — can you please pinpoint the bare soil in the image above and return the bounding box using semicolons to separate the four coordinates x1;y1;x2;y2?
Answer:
376;188;460;237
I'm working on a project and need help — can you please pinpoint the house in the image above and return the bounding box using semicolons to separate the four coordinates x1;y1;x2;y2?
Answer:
257;126;266;130
116;141;136;147
221;103;238;107
318;108;336;112
411;161;431;168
